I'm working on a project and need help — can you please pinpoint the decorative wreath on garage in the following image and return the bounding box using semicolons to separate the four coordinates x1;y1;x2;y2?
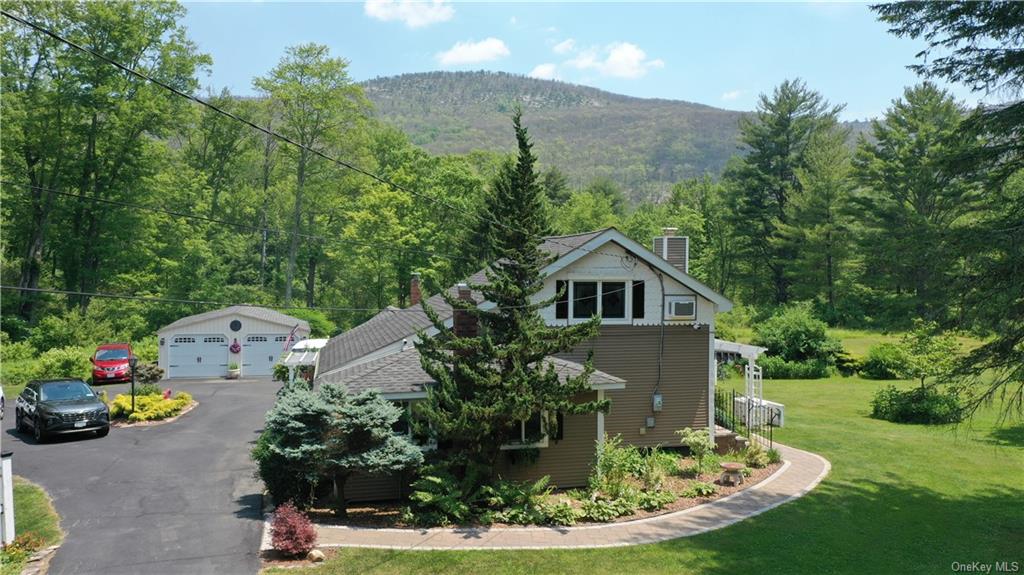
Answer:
229;338;241;354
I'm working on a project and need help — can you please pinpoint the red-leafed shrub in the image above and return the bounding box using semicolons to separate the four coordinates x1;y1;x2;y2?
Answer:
270;501;316;557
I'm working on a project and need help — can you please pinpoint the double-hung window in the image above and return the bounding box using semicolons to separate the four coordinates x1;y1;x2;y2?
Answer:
501;412;550;449
555;280;642;322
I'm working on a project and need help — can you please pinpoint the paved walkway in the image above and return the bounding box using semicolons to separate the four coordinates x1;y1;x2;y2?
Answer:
311;442;830;550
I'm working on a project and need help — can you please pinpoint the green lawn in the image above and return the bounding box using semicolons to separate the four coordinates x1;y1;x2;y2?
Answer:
266;375;1024;575
0;477;63;575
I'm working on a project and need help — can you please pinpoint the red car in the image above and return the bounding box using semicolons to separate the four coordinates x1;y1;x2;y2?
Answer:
91;343;133;383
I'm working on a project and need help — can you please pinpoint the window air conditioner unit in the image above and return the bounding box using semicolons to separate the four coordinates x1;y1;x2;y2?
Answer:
665;295;697;321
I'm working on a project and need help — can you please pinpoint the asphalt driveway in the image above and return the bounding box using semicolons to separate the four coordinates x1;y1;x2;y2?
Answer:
2;377;279;575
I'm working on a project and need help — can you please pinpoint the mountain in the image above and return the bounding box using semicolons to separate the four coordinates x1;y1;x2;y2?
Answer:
362;71;747;200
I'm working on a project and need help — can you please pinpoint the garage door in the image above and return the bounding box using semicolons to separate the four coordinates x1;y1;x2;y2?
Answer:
242;334;288;376
168;335;228;378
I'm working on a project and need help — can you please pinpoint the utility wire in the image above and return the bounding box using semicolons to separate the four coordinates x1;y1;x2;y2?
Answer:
0;8;633;264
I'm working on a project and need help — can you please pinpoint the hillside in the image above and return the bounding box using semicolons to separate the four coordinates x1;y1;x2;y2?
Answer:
362;71;747;200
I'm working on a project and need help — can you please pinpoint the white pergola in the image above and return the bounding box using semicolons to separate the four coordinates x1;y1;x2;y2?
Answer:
280;338;329;368
714;338;772;428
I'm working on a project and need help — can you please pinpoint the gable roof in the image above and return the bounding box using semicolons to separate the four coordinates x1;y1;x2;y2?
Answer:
316;228;732;379
158;305;310;334
318;346;625;397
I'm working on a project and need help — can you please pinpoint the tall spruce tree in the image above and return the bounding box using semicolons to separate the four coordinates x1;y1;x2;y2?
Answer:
416;108;608;478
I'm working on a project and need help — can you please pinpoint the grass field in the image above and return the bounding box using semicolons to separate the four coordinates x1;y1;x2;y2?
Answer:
265;374;1023;575
0;477;63;575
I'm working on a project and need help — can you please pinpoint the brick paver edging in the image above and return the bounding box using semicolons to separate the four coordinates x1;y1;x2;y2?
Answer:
283;443;829;551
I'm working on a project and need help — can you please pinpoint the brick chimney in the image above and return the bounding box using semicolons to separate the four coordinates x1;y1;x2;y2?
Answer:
653;227;689;274
452;283;478;338
410;272;422;306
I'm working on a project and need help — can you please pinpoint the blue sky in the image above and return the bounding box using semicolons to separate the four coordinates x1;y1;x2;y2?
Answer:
182;1;989;121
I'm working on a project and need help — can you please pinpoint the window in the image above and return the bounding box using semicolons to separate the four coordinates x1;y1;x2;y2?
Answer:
391;401;436;449
632;281;645;319
274;335;289;342
204;336;226;343
572;281;598;318
501;412;550;449
555;280;569;319
601;282;626;319
174;336;196;344
246;336;267;343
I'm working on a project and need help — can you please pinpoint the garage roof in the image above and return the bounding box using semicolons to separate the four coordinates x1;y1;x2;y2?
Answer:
157;305;310;334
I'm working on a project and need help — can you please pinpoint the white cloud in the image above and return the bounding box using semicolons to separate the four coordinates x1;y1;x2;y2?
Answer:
529;63;559;80
544;26;558;33
566;42;664;79
364;0;454;29
552;38;575;55
437;37;510;66
721;90;743;101
509;16;518;25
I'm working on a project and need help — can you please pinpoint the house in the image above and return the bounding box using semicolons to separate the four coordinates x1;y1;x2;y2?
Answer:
157;306;310;378
313;227;736;500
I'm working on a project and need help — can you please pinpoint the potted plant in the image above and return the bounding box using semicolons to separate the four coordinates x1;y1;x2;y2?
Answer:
227;362;241;380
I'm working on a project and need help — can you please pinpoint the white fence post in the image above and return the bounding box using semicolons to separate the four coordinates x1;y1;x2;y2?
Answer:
1;452;13;545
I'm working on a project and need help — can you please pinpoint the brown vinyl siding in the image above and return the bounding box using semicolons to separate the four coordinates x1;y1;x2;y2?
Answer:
558;325;709;447
497;392;598;488
346;472;404;502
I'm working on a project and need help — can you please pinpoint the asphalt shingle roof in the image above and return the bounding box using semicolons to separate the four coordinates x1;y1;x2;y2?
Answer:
318;346;625;396
158;305;310;333
317;230;609;377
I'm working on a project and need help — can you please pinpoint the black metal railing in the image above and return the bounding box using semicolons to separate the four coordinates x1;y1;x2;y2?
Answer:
715;388;775;449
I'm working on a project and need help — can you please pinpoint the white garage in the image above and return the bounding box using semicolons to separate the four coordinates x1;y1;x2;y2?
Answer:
157;306;311;379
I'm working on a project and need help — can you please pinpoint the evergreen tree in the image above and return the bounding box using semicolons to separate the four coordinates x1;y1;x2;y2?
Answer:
775;125;854;320
416;108;608;482
724;79;843;304
852;83;979;319
321;387;423;517
541;166;571;206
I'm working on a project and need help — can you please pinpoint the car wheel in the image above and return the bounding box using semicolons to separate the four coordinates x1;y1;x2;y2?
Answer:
16;410;27;433
95;426;109;438
33;417;47;443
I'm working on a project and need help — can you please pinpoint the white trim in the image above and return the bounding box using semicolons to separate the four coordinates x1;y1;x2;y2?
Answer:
540;229;732;312
380;391;429;401
714;339;768;361
500;412;550;450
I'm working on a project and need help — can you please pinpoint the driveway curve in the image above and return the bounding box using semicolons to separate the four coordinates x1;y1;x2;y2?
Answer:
3;378;278;575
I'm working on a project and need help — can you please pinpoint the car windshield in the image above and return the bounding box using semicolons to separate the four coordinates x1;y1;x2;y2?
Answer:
95;348;129;361
40;381;95;402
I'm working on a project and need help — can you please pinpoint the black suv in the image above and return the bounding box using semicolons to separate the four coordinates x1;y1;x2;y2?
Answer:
16;379;110;442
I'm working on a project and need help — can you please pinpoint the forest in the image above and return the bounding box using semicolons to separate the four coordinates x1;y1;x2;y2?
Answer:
0;2;1021;411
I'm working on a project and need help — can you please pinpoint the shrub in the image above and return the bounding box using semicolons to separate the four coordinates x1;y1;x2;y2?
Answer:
752;303;843;366
480;476;551;525
860;343;909;380
681;481;718;498
270;501;316;557
743;444;770;469
766;448;782;465
539;500;583;526
1;339;35;363
406;458;490;526
590;435;644;499
133;336;159;364
758;356;832;379
273;364;291;383
637;446;676;489
110;392;192;422
34;346;93;381
870;385;962;424
134;383;163;396
0;359;37;389
676;427;715;473
134;363;164;385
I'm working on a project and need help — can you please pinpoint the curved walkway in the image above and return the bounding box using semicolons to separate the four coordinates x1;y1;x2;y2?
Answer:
312;442;830;550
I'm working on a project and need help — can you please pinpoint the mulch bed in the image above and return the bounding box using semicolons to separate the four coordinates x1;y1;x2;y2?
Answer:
110;400;198;428
304;456;784;529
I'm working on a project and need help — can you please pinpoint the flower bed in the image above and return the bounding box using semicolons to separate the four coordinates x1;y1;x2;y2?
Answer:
109;391;194;422
305;444;784;529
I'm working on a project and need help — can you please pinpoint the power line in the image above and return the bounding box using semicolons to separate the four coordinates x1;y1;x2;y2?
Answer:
0;8;633;264
0;279;649;314
0;180;480;263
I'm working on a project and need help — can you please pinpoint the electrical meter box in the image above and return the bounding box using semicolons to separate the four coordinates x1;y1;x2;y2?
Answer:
652;393;663;412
